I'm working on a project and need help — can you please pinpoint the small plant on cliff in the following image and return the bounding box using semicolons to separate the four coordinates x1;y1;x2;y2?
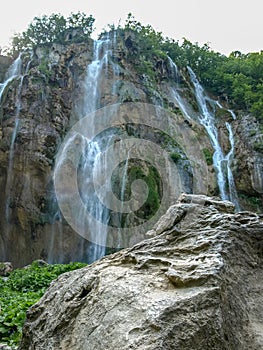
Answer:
170;152;182;163
0;261;87;347
202;148;213;165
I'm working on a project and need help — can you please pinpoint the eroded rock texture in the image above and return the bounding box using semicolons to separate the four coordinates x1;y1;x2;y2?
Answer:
19;195;263;350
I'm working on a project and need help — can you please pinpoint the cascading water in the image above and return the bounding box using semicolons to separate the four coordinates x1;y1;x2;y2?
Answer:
79;38;115;262
225;122;240;210
81;39;110;116
168;58;239;208
54;35;121;263
1;54;24;222
0;54;22;102
168;58;192;120
187;66;240;208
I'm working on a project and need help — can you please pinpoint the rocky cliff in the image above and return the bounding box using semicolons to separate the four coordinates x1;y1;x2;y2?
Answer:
18;194;263;350
0;30;262;267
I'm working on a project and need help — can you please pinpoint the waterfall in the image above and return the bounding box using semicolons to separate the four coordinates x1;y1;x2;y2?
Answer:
80;38;114;262
81;39;110;116
168;58;192;120
78;137;109;263
225;122;240;210
187;66;240;208
54;35;122;263
1;54;24;222
0;53;22;102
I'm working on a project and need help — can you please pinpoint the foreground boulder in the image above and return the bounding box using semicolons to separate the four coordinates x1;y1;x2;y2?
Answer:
19;195;263;350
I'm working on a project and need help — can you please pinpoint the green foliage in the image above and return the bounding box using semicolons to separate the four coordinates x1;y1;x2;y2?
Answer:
158;31;263;124
10;12;95;53
118;14;263;123
122;13;166;82
124;162;161;220
170;152;181;163
38;58;52;79
239;193;262;212
202;148;213;165
253;141;263;152
7;12;263;122
0;261;87;347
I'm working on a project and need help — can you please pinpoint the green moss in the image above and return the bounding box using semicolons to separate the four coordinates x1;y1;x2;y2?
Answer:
170;152;181;163
126;165;161;220
253;141;263;152
239;193;262;212
38;59;52;80
202;148;213;165
113;161;162;224
249;129;257;137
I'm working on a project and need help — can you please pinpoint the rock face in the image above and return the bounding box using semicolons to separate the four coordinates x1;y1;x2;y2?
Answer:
19;194;263;350
0;30;262;267
0;41;95;266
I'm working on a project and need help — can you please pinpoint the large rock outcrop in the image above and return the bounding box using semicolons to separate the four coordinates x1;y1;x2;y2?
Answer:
0;30;262;267
19;194;263;350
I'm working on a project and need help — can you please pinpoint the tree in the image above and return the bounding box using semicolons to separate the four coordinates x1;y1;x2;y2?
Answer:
10;12;95;53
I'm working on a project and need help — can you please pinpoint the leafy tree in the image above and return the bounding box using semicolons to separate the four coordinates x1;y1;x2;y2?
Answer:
11;12;95;53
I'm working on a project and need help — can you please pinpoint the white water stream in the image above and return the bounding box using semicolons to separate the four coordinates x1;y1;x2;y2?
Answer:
168;58;240;209
187;66;240;208
54;35;124;262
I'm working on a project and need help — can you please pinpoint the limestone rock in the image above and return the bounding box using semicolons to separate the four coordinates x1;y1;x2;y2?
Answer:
0;262;13;276
0;344;15;350
19;195;263;350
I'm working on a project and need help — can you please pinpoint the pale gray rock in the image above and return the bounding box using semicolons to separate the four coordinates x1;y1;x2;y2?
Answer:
0;344;15;350
0;262;13;276
19;194;263;349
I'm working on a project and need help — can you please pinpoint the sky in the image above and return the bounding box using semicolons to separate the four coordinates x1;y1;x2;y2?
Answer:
0;0;262;55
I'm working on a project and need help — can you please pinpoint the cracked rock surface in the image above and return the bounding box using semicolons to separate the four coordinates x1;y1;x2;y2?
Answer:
19;194;263;350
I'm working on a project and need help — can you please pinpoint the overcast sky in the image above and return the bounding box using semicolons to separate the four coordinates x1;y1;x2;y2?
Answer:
0;0;262;55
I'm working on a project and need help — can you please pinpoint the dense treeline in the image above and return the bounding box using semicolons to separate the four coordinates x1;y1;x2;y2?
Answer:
8;13;263;122
123;14;263;123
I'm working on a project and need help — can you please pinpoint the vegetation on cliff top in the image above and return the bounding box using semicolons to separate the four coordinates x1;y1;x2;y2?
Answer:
0;261;87;347
7;12;263;123
10;12;95;52
122;14;263;123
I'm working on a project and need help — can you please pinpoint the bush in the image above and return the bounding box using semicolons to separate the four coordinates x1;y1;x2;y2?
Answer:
253;141;263;152
170;152;181;163
0;261;87;347
202;148;213;165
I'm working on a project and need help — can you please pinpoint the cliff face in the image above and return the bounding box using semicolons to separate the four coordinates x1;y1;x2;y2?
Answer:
18;194;263;350
0;31;262;267
0;40;94;266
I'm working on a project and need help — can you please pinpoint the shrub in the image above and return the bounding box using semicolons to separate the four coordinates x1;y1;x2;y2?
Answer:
170;152;181;163
0;261;87;347
202;148;213;165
